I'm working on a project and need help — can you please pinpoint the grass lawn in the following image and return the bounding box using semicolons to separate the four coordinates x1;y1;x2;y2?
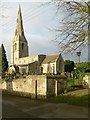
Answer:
43;76;89;107
44;89;89;107
45;94;89;107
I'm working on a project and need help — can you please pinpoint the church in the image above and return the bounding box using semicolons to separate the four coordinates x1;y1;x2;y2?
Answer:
11;5;64;75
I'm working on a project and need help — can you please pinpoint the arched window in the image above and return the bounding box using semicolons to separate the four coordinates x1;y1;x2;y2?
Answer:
40;67;43;74
47;62;50;73
22;43;24;50
52;64;55;74
14;43;17;50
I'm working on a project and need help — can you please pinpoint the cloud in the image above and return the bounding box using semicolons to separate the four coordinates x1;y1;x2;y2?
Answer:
3;0;51;2
26;33;58;55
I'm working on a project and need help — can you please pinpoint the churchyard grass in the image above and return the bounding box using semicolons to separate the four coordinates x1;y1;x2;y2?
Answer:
44;89;89;107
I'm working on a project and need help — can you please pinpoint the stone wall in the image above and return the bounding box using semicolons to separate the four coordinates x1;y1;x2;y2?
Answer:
2;75;47;99
47;76;67;96
2;81;7;89
41;62;57;74
83;74;90;88
47;78;55;96
19;61;39;75
1;75;67;99
15;55;38;65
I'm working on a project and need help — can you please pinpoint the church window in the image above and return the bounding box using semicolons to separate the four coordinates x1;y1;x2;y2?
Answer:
14;43;17;50
47;62;50;73
59;60;61;69
22;68;26;74
52;64;55;74
40;67;43;74
22;43;24;50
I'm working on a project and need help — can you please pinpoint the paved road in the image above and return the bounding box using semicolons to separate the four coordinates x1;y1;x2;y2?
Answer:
2;94;88;118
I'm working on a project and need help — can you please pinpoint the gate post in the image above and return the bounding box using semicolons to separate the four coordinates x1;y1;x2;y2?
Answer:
55;80;58;96
35;80;37;99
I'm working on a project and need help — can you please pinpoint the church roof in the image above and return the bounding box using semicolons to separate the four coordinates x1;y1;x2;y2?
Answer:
42;54;59;64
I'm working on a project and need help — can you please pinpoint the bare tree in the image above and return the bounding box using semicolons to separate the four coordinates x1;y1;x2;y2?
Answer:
50;0;90;54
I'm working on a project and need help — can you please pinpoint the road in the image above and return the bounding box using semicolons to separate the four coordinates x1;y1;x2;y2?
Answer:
2;94;88;118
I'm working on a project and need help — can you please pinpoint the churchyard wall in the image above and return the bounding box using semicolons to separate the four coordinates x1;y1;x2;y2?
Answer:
1;75;67;99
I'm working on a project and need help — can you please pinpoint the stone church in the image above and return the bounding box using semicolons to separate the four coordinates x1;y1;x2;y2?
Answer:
11;5;64;75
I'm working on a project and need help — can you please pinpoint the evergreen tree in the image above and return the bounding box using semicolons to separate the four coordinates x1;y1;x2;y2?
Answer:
0;45;2;76
65;60;75;73
1;44;8;77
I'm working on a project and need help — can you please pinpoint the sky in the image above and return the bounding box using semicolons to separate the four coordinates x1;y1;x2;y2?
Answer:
0;0;88;64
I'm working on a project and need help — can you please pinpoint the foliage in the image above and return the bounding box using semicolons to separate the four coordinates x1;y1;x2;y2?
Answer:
50;0;90;53
76;62;89;73
0;44;8;77
0;46;2;76
85;68;90;72
64;62;90;90
67;76;83;87
4;74;10;81
65;60;75;73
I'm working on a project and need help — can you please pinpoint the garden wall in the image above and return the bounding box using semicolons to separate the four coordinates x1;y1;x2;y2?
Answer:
1;75;66;99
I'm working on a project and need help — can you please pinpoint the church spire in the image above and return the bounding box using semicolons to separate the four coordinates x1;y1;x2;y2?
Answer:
11;5;29;65
15;5;24;36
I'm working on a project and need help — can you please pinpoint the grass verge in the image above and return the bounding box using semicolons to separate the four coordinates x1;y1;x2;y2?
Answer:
44;94;89;107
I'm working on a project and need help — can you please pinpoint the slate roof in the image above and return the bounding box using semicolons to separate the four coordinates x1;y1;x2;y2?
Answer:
42;54;59;64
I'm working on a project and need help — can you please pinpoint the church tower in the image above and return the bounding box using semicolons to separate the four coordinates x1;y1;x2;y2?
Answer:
11;5;29;65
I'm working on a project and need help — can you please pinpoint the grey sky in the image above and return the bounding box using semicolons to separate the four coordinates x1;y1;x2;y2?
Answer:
0;0;88;64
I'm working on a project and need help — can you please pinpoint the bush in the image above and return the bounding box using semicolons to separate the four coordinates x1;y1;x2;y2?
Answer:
66;76;83;87
85;68;90;73
76;62;89;73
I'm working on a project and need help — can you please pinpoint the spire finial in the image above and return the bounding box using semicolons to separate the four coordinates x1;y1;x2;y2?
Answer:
18;4;21;14
19;4;21;10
